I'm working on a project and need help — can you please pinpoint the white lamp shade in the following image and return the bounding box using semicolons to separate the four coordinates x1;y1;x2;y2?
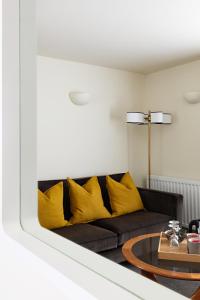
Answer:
127;111;172;124
126;112;145;124
69;92;90;105
151;112;172;124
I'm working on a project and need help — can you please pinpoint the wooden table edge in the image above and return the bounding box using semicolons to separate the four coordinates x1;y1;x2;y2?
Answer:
122;232;200;281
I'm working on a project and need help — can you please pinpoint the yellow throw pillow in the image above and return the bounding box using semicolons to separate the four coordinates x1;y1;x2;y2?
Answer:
106;172;144;217
68;176;111;224
38;182;70;229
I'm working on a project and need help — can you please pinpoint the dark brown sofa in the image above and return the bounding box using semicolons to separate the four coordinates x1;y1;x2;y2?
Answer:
38;173;182;263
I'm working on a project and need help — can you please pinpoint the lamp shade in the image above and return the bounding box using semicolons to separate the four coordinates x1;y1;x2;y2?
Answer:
150;112;172;124
126;112;145;124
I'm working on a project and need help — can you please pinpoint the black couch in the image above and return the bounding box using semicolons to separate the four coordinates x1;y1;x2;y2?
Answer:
38;173;182;263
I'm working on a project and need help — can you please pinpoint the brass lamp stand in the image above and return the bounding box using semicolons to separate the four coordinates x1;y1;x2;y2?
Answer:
126;111;172;189
145;111;152;189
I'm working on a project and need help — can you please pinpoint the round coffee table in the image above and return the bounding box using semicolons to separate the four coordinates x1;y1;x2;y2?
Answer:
122;233;200;300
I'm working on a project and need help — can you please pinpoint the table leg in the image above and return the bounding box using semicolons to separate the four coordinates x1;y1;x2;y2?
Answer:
141;270;157;282
192;287;200;300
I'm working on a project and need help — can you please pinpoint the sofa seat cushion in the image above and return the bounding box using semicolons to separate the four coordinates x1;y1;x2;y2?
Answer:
92;211;170;245
51;223;118;253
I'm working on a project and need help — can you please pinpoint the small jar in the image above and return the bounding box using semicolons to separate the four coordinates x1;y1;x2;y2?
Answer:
187;237;200;254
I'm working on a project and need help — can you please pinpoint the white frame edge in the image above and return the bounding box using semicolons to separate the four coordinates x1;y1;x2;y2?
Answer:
3;1;187;299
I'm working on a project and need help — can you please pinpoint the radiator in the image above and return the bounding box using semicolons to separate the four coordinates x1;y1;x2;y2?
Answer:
150;175;200;227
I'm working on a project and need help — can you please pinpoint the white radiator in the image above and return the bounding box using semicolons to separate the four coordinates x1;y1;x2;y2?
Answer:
150;175;200;227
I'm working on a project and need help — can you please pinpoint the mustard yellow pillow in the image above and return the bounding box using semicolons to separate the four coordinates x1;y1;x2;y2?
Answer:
68;176;111;224
38;182;70;229
106;172;144;217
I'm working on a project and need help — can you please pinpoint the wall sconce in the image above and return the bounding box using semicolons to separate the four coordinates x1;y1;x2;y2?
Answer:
69;92;91;105
184;91;200;104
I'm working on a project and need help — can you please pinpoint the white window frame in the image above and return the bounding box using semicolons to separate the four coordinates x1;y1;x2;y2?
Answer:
3;1;187;299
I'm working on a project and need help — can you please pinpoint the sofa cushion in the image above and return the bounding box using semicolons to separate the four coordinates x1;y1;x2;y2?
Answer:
51;223;118;253
38;182;71;229
38;179;72;220
92;211;170;245
67;176;111;224
106;172;144;217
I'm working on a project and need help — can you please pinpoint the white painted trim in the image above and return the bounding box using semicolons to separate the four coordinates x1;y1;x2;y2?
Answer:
3;1;187;299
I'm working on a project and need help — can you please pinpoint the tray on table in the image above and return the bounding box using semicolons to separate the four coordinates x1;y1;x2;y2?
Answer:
158;232;200;263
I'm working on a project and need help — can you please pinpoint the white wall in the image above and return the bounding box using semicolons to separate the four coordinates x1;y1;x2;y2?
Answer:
143;60;200;181
37;57;200;185
37;56;145;184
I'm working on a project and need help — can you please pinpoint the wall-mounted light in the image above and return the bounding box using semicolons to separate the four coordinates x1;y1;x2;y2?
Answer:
184;91;200;104
69;92;91;105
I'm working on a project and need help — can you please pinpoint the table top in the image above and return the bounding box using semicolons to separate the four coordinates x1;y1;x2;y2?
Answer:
122;233;200;281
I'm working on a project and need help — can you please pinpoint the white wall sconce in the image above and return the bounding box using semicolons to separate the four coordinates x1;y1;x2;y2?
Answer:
184;91;200;104
69;91;91;105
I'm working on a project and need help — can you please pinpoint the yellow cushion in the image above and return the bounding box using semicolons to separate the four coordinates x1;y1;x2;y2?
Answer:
106;172;144;217
38;182;70;229
68;176;111;224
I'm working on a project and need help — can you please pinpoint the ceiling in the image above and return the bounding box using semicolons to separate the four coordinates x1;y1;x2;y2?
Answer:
37;0;200;74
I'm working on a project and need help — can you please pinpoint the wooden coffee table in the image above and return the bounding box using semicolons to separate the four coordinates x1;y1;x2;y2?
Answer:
122;233;200;300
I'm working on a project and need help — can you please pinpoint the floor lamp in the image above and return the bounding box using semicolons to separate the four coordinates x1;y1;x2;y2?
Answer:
126;111;172;188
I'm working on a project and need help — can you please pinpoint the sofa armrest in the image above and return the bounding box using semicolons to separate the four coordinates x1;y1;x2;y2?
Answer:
138;187;183;219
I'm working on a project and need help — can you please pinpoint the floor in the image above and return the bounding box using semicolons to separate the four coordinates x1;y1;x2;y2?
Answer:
121;262;199;298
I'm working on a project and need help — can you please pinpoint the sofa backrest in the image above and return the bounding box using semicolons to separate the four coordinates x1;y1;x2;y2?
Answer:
38;173;125;220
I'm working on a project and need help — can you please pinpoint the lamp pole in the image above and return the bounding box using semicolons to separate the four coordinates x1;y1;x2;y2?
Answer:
145;111;151;189
126;111;172;190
